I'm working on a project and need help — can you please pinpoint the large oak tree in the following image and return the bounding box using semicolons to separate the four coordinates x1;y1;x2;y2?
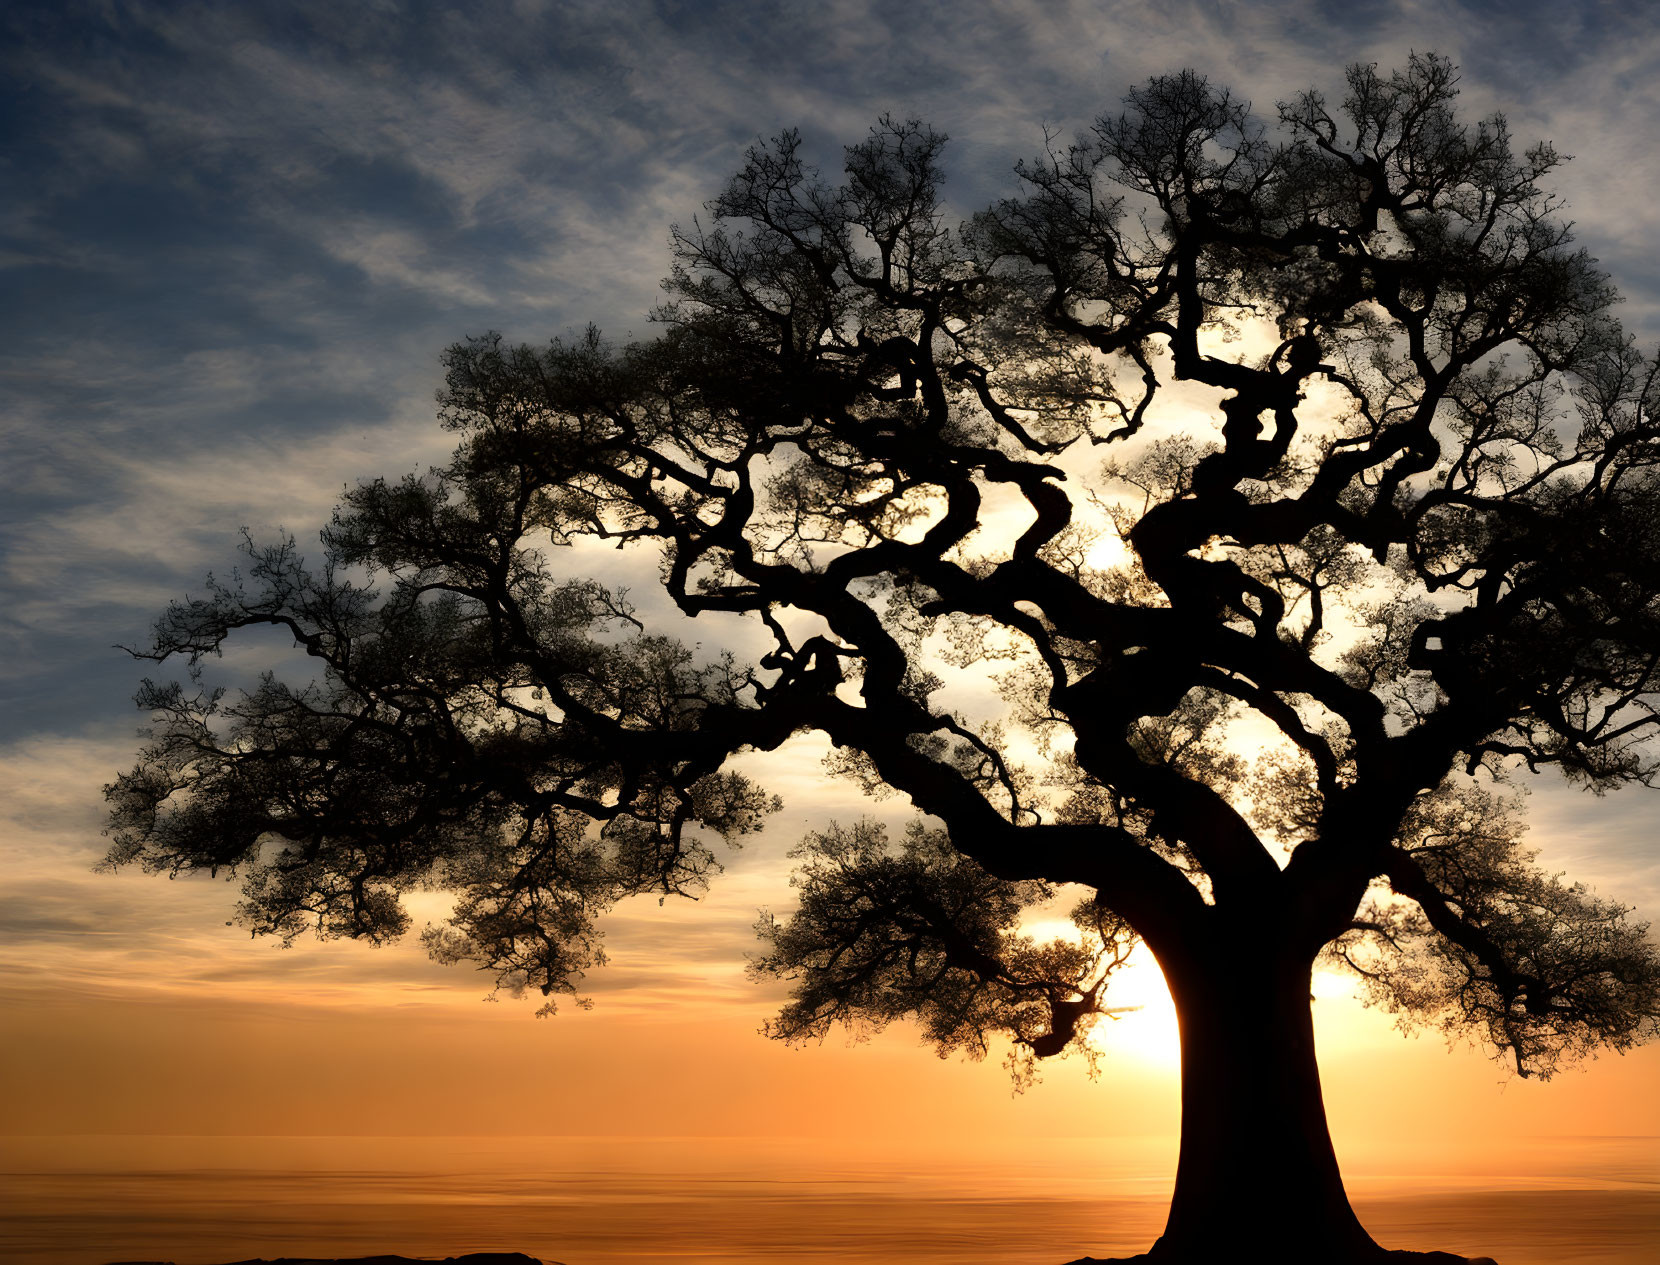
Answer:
108;56;1660;1262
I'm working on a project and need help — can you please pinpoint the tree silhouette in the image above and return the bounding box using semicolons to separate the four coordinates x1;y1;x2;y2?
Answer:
108;55;1660;1262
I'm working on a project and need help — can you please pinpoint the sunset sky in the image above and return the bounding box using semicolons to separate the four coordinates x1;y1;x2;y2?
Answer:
3;0;1660;1206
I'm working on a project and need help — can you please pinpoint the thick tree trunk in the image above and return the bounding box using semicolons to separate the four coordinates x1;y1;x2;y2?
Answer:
1149;949;1382;1263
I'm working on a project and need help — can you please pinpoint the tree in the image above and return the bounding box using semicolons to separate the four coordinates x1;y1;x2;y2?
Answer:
107;55;1660;1262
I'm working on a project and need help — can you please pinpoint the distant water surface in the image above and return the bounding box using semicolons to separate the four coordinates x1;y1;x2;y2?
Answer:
1;1135;1654;1265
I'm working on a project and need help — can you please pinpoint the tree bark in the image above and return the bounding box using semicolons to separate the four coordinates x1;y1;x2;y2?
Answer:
1150;947;1383;1262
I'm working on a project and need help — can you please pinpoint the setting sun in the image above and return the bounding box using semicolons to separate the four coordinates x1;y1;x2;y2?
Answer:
1092;953;1183;1071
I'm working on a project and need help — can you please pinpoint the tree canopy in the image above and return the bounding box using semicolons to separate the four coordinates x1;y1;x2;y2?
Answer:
109;50;1659;1154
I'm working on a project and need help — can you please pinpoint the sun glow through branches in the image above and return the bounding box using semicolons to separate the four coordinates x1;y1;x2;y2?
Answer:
1092;951;1183;1071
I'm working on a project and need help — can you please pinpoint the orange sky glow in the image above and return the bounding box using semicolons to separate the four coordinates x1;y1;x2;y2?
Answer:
5;728;1657;1169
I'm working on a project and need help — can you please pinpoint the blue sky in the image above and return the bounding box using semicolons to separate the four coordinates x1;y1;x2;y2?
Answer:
5;0;1660;741
3;0;1660;1143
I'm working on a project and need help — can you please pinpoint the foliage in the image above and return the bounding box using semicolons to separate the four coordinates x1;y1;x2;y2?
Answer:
109;54;1660;1079
753;820;1135;1086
